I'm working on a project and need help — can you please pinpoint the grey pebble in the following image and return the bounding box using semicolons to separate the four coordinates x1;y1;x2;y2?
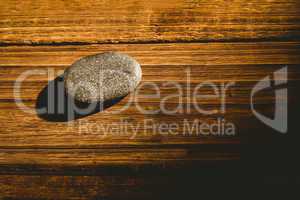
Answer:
64;52;142;102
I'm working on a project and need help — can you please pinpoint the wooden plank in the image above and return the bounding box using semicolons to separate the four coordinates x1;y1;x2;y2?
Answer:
0;42;298;149
1;0;300;44
0;42;300;148
0;42;299;67
0;170;244;199
0;147;240;169
0;42;299;175
0;175;152;200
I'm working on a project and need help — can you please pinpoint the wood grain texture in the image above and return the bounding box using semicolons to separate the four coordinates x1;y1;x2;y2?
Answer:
1;0;300;44
0;170;244;200
0;42;299;150
0;175;158;200
0;41;299;182
0;0;300;199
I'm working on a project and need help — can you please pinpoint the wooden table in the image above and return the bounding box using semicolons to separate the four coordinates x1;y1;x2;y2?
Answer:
0;0;299;199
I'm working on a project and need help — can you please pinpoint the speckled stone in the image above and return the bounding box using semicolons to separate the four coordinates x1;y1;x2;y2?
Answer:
64;52;142;102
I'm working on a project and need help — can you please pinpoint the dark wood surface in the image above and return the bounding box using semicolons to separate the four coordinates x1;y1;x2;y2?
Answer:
0;0;299;199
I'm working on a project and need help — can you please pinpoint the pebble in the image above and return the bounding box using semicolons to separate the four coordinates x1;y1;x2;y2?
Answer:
64;52;142;102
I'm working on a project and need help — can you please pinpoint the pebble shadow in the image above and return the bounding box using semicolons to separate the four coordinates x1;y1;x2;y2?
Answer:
36;75;124;122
